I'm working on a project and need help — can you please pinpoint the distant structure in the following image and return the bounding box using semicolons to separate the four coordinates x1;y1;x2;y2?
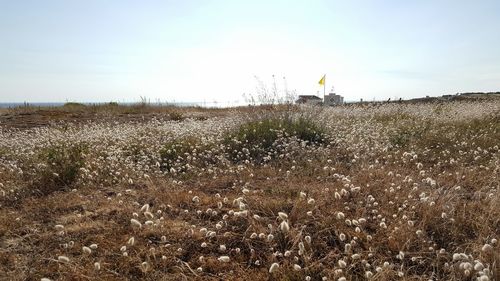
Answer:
323;88;344;106
296;95;323;105
296;88;344;106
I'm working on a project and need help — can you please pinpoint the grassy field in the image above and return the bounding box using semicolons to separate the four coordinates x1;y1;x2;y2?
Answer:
0;100;499;280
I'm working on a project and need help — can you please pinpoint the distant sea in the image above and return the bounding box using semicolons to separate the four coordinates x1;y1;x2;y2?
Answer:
0;102;241;108
0;102;67;108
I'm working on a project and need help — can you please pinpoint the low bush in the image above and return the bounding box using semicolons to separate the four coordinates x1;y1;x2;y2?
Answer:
224;116;327;163
34;143;86;195
169;111;184;121
63;102;86;108
159;137;201;172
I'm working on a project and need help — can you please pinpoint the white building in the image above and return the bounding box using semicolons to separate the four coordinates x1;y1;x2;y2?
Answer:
324;90;344;106
296;95;323;105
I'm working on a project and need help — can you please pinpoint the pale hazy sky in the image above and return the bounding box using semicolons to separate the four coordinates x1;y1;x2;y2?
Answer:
1;0;499;103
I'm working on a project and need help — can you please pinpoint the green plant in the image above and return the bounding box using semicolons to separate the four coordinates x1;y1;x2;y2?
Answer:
169;111;184;121
159;137;200;172
224;116;327;163
63;102;86;108
35;144;86;195
389;129;414;147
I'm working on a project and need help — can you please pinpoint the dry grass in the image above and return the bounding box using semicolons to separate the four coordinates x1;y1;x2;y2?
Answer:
0;100;499;280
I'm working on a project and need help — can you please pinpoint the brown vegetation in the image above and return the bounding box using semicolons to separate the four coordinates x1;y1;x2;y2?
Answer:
0;100;498;280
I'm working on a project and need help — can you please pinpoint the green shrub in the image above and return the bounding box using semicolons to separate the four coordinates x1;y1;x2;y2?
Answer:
35;144;86;195
169;111;184;121
63;102;86;108
389;129;414;147
389;122;430;148
224;116;327;163
159;137;200;172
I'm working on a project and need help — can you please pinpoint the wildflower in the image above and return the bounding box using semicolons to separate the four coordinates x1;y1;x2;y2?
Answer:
54;225;64;231
144;211;154;219
336;212;345;220
278;212;288;220
339;233;346;241
140;204;149;212
305;236;311;244
218;256;230;262
474;262;484;271
307;198;315;205
130;219;142;228
219;244;226;252
293;264;302;271
344;243;351;253
482;244;493;252
82;246;92;254
269;262;279;273
280;220;290;233
127;237;135;246
58;256;70;263
299;242;305;254
94;262;101;270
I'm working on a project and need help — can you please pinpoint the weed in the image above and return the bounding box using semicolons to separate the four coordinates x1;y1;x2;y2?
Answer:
169;111;184;121
34;143;86;195
224;116;327;163
159;137;202;172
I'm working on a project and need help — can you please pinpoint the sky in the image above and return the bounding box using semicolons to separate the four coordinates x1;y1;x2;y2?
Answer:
1;0;499;104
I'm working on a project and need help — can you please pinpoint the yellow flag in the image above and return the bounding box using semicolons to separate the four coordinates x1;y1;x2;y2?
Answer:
318;74;325;85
